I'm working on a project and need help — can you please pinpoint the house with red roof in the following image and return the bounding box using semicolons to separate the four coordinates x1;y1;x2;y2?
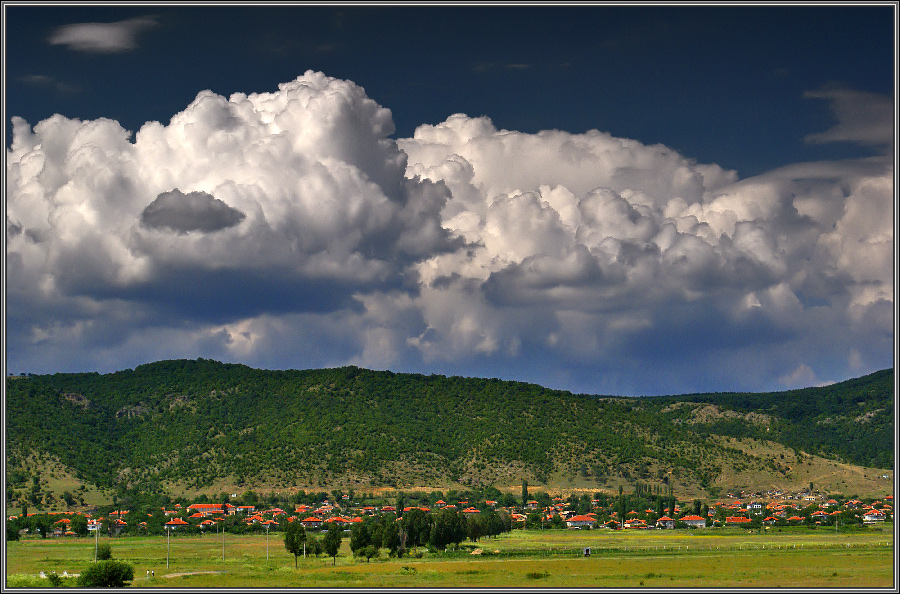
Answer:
564;514;595;529
301;517;323;529
679;515;706;529
863;510;886;524
656;516;675;529
325;516;351;526
187;503;225;516
165;517;189;530
725;516;751;525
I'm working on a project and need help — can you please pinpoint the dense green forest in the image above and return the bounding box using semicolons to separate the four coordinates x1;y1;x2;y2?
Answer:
5;360;893;503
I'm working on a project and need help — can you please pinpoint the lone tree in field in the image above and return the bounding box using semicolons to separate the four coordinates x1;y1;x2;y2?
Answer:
283;520;306;569
323;522;343;566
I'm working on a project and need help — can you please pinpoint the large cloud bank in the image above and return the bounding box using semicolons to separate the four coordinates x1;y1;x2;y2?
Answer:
6;72;893;395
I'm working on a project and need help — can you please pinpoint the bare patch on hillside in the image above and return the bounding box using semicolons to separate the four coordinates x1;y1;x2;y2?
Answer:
62;393;91;409
665;402;772;427
116;404;150;419
854;409;884;423
166;394;198;412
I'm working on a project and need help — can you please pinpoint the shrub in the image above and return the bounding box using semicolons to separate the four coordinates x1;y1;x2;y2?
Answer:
363;544;379;562
96;542;112;560
77;560;134;587
6;523;21;541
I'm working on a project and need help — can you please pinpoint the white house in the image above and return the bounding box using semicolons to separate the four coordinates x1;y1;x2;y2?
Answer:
565;515;595;529
679;515;707;529
656;516;675;529
863;510;886;524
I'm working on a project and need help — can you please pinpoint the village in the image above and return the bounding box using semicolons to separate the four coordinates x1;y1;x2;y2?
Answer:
9;487;893;540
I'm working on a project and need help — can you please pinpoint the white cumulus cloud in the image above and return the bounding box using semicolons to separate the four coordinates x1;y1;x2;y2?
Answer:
5;73;893;395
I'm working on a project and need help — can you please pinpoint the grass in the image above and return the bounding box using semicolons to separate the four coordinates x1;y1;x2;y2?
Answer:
6;527;894;588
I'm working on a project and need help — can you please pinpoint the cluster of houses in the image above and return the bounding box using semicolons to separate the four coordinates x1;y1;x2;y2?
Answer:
151;493;896;532
708;496;892;527
11;493;893;538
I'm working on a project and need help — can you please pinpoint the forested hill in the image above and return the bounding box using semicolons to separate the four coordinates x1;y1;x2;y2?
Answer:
6;360;893;499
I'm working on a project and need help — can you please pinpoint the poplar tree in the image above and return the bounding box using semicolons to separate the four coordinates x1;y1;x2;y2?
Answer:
283;521;306;569
323;523;342;566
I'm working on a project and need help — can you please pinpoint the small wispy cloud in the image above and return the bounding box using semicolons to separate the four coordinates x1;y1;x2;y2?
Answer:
19;74;80;94
48;16;158;53
803;85;894;150
473;62;534;74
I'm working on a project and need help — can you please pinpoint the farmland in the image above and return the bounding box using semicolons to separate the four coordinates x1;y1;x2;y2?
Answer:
6;526;894;588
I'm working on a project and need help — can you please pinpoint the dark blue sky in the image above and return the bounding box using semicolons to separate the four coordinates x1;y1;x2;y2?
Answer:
5;5;894;177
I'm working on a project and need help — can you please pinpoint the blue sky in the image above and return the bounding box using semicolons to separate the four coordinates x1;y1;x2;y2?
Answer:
4;3;896;395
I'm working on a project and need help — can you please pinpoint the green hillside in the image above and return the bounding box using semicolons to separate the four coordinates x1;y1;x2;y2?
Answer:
5;360;893;505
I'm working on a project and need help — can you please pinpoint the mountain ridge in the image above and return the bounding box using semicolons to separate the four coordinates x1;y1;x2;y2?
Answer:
5;360;894;506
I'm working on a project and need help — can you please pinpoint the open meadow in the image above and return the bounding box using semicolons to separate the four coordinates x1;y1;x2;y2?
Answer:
5;526;894;589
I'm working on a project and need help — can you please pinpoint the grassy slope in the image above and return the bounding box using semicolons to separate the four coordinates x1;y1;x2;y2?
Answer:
5;362;894;505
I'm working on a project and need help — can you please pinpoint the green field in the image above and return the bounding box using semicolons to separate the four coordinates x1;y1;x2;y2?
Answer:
6;527;894;588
